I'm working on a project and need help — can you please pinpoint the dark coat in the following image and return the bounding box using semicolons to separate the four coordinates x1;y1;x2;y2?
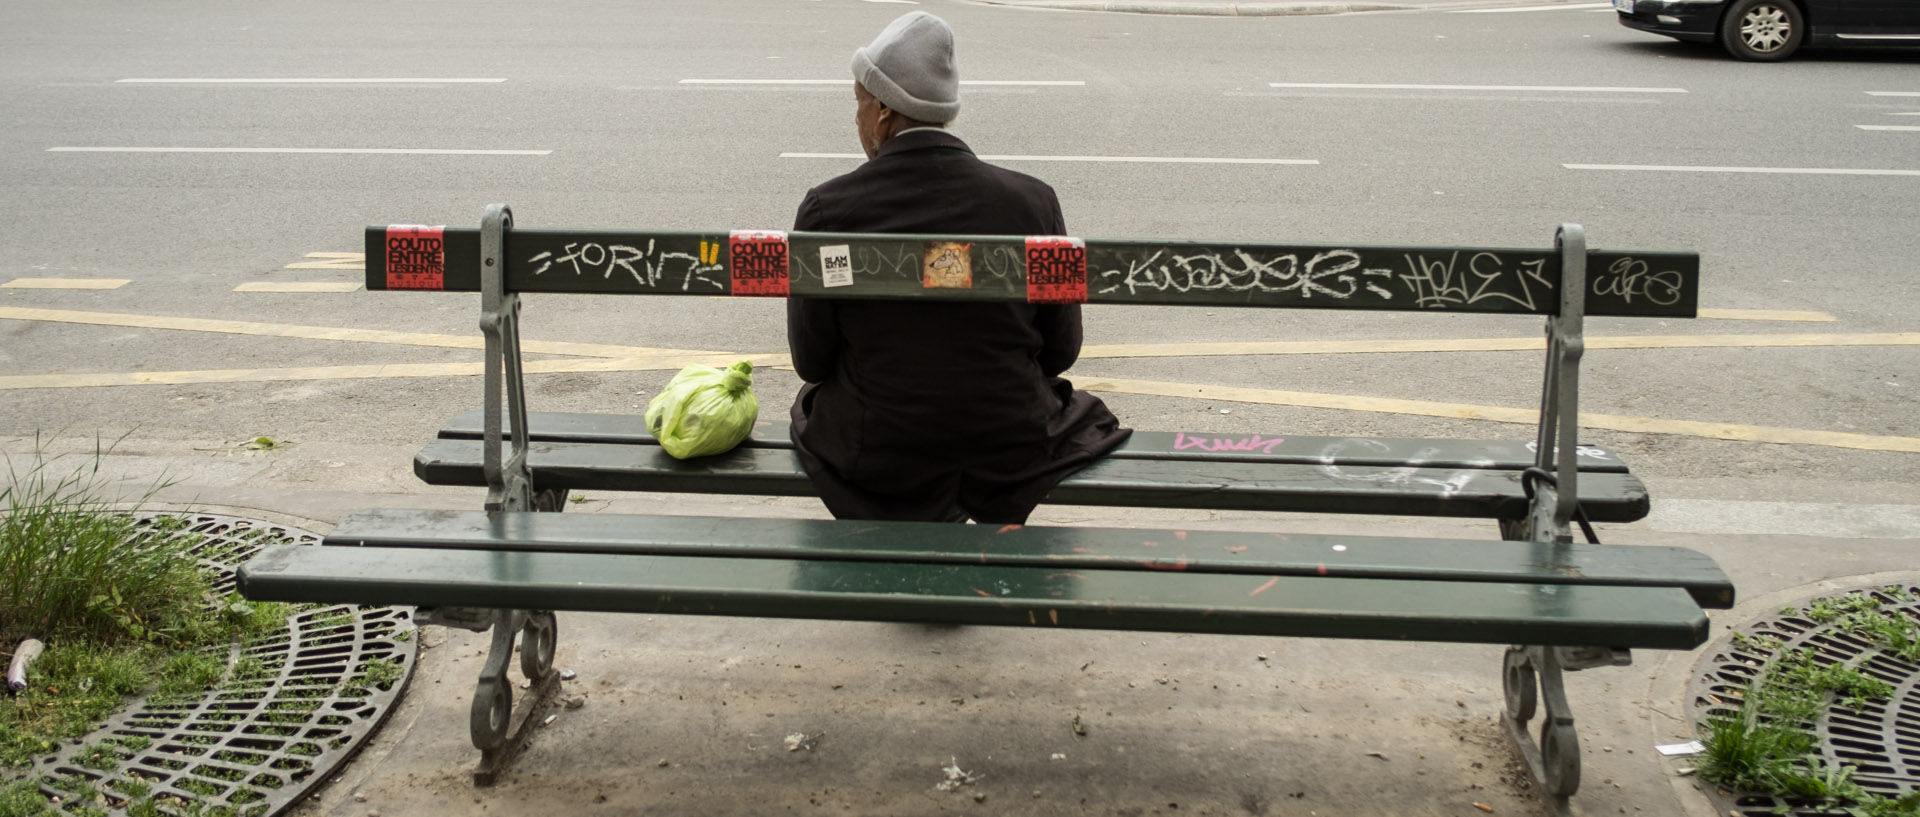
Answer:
787;129;1129;523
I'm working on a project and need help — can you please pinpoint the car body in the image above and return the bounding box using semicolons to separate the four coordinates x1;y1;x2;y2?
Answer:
1616;0;1920;60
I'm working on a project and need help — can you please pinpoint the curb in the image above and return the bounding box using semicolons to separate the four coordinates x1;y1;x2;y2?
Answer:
975;0;1414;15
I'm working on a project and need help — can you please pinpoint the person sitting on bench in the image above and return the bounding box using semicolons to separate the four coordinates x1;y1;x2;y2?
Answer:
786;11;1130;524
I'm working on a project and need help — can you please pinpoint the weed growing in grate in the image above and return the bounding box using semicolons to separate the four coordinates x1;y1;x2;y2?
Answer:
154;652;227;700
361;658;402;690
1773;648;1894;701
1698;697;1817;793
0;779;56;816
72;742;123;772
1843;609;1920;665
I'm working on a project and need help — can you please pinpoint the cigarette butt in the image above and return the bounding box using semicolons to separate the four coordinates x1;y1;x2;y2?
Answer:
8;639;46;691
1473;803;1494;813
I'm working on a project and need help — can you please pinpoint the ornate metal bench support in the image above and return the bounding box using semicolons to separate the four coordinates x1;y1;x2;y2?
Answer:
417;604;559;784
461;204;570;783
480;203;535;514
1502;645;1577;813
1494;225;1637;810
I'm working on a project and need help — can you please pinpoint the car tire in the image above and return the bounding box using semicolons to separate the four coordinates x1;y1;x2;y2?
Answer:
1719;0;1804;61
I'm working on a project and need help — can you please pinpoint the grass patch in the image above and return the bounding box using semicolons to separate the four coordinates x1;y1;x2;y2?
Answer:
0;642;155;768
0;442;209;648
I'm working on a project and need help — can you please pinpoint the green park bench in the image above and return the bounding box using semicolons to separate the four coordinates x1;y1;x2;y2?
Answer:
237;204;1729;811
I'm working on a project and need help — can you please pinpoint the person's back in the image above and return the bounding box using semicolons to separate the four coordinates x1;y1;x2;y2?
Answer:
787;12;1129;525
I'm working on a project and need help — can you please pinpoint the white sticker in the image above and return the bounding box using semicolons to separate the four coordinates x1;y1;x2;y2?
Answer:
820;244;853;288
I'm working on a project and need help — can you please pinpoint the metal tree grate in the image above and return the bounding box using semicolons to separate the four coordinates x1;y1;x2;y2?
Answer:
30;513;417;817
1688;582;1920;817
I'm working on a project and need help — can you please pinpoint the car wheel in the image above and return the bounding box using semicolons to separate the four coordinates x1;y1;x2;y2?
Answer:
1719;0;1804;61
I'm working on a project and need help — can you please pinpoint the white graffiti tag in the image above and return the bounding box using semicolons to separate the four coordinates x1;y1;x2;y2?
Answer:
1399;251;1553;311
527;240;723;291
1097;248;1395;300
1591;257;1685;307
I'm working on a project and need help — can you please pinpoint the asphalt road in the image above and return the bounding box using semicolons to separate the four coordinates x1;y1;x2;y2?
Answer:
0;0;1915;497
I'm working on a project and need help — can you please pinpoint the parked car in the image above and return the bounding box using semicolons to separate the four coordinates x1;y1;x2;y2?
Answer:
1615;0;1920;61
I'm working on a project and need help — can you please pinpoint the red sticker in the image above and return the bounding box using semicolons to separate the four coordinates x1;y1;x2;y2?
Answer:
728;230;790;297
1025;236;1087;304
384;225;446;290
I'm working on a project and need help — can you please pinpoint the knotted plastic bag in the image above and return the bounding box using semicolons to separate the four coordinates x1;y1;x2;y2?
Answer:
645;360;759;460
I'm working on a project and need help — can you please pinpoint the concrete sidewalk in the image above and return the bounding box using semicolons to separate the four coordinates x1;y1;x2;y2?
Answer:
25;433;1916;817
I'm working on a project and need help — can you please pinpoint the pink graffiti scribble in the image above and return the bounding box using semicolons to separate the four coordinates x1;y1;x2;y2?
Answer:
1173;432;1288;454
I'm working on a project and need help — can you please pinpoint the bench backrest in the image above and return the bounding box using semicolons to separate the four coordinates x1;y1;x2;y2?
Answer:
366;205;1701;544
367;224;1698;318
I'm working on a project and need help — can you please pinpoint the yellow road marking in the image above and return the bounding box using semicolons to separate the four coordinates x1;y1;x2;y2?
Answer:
235;282;364;293
0;356;755;390
285;252;365;270
0;307;723;359
1080;377;1920;454
3;278;131;290
1696;308;1834;322
5;306;1907;360
1080;333;1920;359
2;305;1913;453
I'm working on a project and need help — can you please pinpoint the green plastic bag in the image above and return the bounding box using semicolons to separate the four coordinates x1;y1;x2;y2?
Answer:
645;360;759;460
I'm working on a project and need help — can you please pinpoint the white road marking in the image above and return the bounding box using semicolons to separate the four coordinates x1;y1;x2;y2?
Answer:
1450;3;1610;12
47;147;551;155
1232;91;1662;105
234;282;364;293
1271;82;1686;93
1866;91;1920;97
1566;163;1920;177
679;79;1083;86
3;278;130;290
780;153;1317;165
116;78;507;84
1857;125;1920;131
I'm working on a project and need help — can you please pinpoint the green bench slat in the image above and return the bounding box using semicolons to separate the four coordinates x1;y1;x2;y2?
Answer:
412;439;1652;522
238;545;1710;648
435;410;1629;472
325;509;1734;608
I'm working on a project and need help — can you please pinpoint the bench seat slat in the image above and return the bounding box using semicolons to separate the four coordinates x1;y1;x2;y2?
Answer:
412;439;1651;522
436;411;1629;472
239;545;1710;648
325;509;1733;608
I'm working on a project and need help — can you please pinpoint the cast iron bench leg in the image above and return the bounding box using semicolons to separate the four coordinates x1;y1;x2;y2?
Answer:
1501;644;1634;815
419;606;560;785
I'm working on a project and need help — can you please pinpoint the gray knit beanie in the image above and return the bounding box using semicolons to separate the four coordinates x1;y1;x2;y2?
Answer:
851;12;960;124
